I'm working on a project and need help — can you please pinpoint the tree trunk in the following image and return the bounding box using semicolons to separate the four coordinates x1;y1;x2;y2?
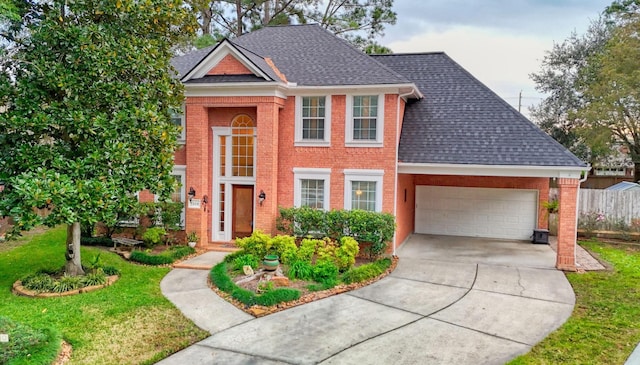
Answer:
263;0;271;25
635;161;640;183
235;0;243;36
65;222;85;276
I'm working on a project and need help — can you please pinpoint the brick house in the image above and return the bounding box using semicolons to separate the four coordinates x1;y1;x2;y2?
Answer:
161;24;588;271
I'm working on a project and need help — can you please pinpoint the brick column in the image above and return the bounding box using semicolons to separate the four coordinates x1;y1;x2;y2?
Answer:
184;104;209;246
254;102;279;234
556;178;579;271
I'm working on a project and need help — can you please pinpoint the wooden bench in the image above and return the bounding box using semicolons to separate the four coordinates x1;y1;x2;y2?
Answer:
112;237;143;250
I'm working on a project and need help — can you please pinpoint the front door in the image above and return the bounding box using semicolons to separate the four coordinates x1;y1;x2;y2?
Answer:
232;185;254;238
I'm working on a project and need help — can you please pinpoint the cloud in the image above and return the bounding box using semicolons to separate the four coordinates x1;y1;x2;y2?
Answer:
387;26;550;114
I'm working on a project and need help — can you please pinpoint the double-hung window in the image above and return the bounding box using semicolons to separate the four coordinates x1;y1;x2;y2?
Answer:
293;168;331;210
295;96;331;146
344;169;384;212
346;95;384;146
170;105;186;143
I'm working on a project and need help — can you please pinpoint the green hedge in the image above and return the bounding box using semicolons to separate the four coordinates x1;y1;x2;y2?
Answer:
129;246;195;265
277;207;396;257
209;262;300;307
80;236;114;246
342;258;392;284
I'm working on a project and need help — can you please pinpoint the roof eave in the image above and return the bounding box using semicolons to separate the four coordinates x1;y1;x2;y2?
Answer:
398;162;591;179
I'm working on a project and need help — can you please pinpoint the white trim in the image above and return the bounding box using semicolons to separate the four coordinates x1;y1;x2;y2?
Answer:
293;168;331;209
345;94;384;147
182;40;272;82
289;83;422;98
185;83;287;99
294;95;331;146
398;163;590;179
343;169;384;212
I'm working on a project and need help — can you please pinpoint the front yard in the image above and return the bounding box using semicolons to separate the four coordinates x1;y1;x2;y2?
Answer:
510;240;640;364
0;227;208;365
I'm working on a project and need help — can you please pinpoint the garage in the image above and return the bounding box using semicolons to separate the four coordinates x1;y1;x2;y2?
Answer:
415;186;538;240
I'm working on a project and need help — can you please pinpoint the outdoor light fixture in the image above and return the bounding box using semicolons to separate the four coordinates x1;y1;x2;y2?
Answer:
202;195;208;212
258;190;266;206
355;189;363;196
188;187;196;201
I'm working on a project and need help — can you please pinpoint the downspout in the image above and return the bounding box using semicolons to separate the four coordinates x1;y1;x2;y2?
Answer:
393;91;415;256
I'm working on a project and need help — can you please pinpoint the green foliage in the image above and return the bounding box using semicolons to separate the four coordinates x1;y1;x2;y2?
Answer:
277;207;395;258
297;238;319;263
312;261;339;287
0;0;196;274
315;238;337;265
232;254;259;271
210;262;301;307
81;271;107;286
21;273;55;293
187;0;395;52
80;236;114;247
235;230;272;259
335;237;359;270
157;202;185;231
0;317;60;365
223;250;245;264
287;260;314;281
142;227;167;247
342;258;392;284
542;200;559;214
0;226;208;364
255;288;300;306
129;245;194;265
186;231;199;242
52;275;83;293
101;265;120;276
269;235;297;265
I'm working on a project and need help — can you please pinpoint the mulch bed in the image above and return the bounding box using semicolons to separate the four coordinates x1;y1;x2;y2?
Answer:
208;256;399;317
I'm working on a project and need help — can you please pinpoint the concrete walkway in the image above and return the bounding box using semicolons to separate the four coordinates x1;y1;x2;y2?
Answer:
158;235;576;365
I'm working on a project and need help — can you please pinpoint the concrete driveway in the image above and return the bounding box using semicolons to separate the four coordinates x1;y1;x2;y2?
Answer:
158;235;575;365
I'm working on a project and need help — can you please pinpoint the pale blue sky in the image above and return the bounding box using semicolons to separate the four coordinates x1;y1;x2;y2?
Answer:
380;0;612;116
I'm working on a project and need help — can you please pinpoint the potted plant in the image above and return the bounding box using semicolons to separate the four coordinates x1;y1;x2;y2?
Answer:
186;231;199;248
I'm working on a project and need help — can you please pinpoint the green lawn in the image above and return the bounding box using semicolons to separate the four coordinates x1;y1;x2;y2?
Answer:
0;226;208;365
510;240;640;365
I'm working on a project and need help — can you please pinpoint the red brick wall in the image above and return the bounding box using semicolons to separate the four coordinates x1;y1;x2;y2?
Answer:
395;174;415;249
414;175;550;230
556;178;578;271
277;94;400;214
207;54;253;75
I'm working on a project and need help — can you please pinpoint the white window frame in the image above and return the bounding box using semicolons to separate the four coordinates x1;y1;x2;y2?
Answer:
171;104;186;144
295;95;331;146
293;168;331;210
345;94;384;147
153;165;186;228
344;169;384;212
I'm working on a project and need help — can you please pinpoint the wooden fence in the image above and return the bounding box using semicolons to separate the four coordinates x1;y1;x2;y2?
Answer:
551;188;640;224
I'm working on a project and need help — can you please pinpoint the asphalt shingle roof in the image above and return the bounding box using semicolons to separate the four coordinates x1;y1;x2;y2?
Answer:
231;25;409;86
373;53;587;167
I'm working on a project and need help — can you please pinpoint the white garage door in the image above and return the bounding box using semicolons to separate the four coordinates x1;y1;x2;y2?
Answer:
415;186;538;240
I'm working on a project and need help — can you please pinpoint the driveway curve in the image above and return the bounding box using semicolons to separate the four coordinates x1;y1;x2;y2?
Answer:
157;235;575;365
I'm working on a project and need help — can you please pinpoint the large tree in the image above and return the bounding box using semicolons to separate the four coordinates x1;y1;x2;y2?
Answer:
185;0;395;52
577;13;640;182
0;0;195;275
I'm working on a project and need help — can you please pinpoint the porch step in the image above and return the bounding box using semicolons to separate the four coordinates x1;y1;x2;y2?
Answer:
204;242;240;252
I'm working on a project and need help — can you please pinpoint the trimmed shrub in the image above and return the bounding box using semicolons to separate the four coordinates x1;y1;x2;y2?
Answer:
129;246;194;265
142;227;166;247
209;262;301;307
255;288;300;306
235;230;271;259
297;238;319;263
80;236;114;246
269;235;298;265
223;250;245;264
335;236;359;270
342;258;392;284
277;207;396;258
